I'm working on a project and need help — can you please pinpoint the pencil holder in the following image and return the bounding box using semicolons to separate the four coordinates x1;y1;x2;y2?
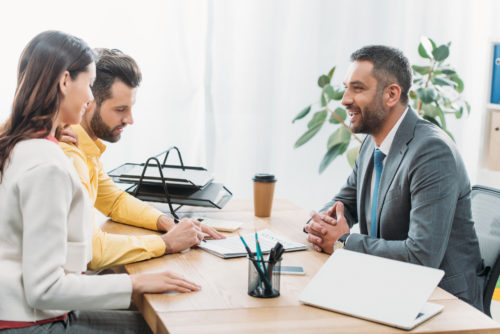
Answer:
247;256;281;298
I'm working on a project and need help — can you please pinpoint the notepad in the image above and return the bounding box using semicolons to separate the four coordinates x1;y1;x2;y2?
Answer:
200;218;243;232
198;229;307;258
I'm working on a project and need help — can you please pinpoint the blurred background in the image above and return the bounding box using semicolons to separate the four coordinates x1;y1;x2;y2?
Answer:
1;0;499;210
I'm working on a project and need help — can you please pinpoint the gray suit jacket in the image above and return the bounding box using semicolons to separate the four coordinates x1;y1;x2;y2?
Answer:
322;108;485;310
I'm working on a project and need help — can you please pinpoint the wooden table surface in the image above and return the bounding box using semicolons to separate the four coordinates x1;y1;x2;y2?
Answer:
102;199;500;334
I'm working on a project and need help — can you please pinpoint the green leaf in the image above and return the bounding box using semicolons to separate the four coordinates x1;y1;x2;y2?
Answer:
319;142;349;173
465;101;471;115
292;105;311;123
409;90;417;99
294;123;323;148
423;115;441;127
307;110;327;129
419;36;434;59
318;75;330;88
455;106;464;119
321;85;335;106
327;126;351;150
421;103;438;118
418;43;429;59
429;37;437;50
433;76;457;87
417;87;436;104
329;107;347;124
440;68;456;75
346;145;360;168
449;74;464;93
441;100;452;110
435;103;446;129
412;65;431;75
432;45;450;62
328;66;336;79
332;88;345;100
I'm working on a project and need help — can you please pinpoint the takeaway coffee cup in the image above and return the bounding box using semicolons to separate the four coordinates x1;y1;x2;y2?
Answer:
253;173;277;217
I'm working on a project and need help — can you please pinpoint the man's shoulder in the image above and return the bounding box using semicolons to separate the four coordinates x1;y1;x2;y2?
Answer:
408;118;466;172
59;142;87;161
413;118;455;148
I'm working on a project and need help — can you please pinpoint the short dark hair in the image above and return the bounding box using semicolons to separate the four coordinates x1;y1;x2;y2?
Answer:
92;48;142;105
350;45;411;104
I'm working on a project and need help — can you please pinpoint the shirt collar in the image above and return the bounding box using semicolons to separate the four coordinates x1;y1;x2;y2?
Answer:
72;124;107;158
377;106;408;156
45;134;59;144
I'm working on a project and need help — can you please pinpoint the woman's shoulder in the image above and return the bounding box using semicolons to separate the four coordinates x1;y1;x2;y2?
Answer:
10;139;73;174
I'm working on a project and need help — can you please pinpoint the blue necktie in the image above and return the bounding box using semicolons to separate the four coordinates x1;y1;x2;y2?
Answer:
370;149;386;237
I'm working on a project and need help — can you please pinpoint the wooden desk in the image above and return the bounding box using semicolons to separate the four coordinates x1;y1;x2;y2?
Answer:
103;200;500;334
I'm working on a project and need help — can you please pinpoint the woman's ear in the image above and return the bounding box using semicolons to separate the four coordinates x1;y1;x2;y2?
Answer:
58;71;71;96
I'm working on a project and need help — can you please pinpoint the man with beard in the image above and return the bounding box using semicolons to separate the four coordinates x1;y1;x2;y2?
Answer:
304;45;486;311
60;48;223;271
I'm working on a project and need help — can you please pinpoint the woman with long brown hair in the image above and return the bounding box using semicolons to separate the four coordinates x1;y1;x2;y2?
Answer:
0;31;200;333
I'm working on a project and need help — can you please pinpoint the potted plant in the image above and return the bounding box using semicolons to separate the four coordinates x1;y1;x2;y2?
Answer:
292;36;470;173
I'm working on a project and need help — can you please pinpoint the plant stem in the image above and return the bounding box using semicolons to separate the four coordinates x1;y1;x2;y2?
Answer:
417;61;435;116
323;93;362;144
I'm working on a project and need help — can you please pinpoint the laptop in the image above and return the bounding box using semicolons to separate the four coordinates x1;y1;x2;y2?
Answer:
299;249;445;330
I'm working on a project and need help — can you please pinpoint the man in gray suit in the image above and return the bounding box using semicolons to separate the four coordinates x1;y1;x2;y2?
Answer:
305;45;486;311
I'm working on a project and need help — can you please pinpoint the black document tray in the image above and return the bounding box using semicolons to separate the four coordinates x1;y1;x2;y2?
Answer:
108;163;213;189
126;182;232;209
108;146;232;216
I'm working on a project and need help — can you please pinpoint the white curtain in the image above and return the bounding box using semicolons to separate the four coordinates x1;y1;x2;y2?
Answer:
0;0;498;210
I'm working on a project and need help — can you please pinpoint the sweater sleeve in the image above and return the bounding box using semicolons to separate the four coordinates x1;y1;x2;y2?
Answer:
95;163;162;231
88;222;166;271
19;162;132;311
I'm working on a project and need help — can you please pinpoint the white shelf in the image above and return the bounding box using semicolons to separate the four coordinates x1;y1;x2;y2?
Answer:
486;103;500;111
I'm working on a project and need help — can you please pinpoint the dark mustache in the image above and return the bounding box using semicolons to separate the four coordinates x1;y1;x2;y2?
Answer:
345;105;361;112
112;124;127;131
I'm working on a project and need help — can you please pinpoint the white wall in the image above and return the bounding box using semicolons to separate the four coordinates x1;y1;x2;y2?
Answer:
0;0;497;211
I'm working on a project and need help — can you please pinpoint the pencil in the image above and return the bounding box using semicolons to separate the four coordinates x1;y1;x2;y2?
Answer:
255;229;267;276
238;232;272;291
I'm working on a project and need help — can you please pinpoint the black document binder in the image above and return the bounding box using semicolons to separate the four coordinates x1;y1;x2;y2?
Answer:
108;146;232;218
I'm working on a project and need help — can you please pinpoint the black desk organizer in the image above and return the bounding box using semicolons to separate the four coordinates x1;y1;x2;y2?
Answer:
108;146;232;219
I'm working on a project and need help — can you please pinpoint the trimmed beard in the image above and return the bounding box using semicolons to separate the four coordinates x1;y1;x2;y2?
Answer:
349;90;388;135
90;105;123;143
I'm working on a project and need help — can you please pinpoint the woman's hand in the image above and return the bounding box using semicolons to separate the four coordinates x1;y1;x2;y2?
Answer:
130;271;201;294
60;125;79;146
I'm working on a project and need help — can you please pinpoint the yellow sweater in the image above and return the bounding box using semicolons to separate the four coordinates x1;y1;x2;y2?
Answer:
60;125;165;270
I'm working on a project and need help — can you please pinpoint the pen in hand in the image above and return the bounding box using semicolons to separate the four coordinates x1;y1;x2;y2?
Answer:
173;216;207;243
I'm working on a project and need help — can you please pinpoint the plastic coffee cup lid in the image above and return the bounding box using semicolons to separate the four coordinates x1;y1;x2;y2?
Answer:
253;173;277;183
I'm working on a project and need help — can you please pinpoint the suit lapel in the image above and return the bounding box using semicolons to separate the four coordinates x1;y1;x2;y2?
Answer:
376;109;419;227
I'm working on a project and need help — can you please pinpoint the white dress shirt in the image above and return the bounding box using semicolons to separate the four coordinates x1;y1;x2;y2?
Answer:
366;107;409;232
